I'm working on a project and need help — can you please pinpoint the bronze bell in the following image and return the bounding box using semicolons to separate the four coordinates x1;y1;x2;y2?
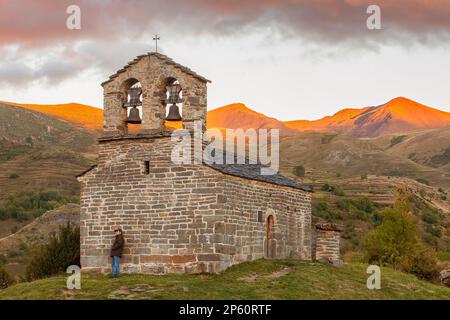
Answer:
165;104;182;121
125;106;142;124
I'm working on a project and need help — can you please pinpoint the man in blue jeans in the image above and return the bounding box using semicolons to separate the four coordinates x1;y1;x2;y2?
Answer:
110;228;125;278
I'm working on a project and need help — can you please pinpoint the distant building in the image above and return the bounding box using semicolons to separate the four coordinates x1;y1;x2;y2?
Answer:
77;53;340;274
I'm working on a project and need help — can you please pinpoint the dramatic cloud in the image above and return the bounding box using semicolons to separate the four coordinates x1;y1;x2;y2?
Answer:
1;0;450;86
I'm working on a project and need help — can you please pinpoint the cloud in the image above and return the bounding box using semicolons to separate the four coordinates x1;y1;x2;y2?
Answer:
2;0;450;45
1;0;450;86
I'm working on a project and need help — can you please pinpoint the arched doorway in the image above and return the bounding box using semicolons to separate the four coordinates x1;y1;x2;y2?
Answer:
265;215;276;258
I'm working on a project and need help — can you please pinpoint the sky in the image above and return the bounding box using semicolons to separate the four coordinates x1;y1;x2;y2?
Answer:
1;0;450;121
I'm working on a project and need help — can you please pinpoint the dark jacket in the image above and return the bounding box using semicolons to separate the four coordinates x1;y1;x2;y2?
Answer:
110;234;125;257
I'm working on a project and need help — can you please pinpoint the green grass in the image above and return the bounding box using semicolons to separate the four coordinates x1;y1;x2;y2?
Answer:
437;251;450;262
0;260;449;300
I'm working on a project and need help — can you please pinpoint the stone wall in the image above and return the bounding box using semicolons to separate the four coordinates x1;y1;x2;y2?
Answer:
78;136;313;274
313;223;343;262
216;176;312;270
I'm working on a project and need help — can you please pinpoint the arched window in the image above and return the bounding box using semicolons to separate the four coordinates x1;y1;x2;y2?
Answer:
123;79;143;132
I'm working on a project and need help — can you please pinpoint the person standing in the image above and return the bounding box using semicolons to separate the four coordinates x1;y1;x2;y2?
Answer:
110;228;125;278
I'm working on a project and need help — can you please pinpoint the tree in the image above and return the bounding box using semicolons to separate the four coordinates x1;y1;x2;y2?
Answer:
26;223;80;281
364;187;439;280
293;165;305;177
0;267;14;289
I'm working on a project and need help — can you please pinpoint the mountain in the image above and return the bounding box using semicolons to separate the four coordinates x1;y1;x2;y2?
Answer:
4;97;450;138
207;103;297;135
0;101;103;131
285;97;450;137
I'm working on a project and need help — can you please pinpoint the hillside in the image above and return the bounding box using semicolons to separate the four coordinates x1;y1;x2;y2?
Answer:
285;97;450;137
0;104;97;199
0;101;103;131
1;259;449;300
0;204;80;277
279;128;450;188
0;103;96;240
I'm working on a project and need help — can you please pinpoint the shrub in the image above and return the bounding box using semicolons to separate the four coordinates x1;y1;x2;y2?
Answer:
26;223;80;281
0;268;14;289
425;225;442;238
336;197;377;221
0;191;75;222
390;135;407;147
416;178;430;186
293;165;305;177
321;134;337;144
421;212;438;224
8;173;19;179
361;173;368;180
430;147;450;166
332;186;345;196
399;247;439;281
364;188;439;281
0;209;8;220
312;201;342;221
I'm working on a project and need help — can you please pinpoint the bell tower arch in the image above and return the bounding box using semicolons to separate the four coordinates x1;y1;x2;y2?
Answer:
101;52;210;137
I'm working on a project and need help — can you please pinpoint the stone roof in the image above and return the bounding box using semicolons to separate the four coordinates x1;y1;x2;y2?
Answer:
206;163;312;192
101;52;211;86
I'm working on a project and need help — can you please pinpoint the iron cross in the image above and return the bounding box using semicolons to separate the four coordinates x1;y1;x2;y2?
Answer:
153;34;160;52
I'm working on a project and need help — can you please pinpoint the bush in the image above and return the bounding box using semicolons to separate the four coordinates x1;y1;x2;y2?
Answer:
361;173;368;180
416;178;430;186
0;191;76;222
8;173;19;179
364;189;439;281
0;268;14;289
336;197;377;221
26;223;80;281
390;135;407;147
320;184;345;196
312;201;342;221
399;247;439;281
421;212;438;224
293;165;305;177
331;186;345;196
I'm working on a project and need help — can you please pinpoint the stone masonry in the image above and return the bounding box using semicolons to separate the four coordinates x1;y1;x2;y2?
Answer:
313;223;343;262
77;52;335;274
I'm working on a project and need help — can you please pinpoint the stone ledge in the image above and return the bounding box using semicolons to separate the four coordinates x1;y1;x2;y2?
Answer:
98;131;173;142
315;223;344;232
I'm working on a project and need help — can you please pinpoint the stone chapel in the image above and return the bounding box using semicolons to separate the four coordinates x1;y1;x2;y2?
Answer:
77;52;340;274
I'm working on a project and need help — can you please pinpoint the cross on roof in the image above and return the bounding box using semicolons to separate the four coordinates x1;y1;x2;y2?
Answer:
153;34;160;52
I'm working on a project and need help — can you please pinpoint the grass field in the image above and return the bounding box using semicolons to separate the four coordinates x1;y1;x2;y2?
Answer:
1;260;449;300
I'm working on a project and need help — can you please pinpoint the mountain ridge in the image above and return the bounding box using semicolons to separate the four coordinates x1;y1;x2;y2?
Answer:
2;97;450;137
